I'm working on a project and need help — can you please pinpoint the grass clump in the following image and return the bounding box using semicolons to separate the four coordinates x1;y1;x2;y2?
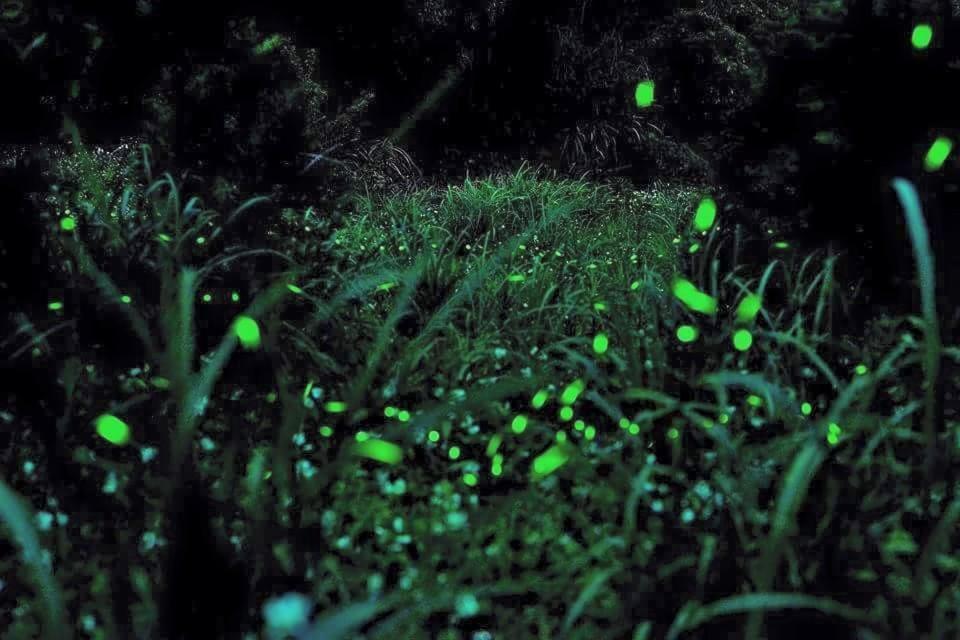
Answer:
2;119;959;640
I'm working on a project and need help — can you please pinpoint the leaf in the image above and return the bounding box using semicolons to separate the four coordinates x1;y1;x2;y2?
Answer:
0;479;70;640
561;567;619;634
666;592;887;640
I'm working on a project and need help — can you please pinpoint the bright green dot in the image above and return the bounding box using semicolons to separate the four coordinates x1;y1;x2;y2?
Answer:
120;295;132;304
353;438;402;465
573;419;585;431
593;333;609;354
319;426;334;437
491;463;503;476
924;136;953;172
584;425;596;440
773;241;790;250
511;415;528;434
628;423;640;435
157;233;172;243
60;217;76;232
747;394;763;408
593;301;607;312
397;410;411;422
634;80;655;108
486;434;502;458
287;284;303;294
556;431;567;443
733;328;753;351
384;406;398;418
718;413;730;424
701;418;714;429
95;414;131;446
801;402;813;416
560;379;586;405
231;291;240;303
688;242;701;254
48;301;63;311
693;197;717;232
356;431;369;442
195;236;206;245
463;473;478;487
233;315;262;349
630;280;641;291
531;389;549;410
324;401;347;413
531;444;571;478
558;406;573;421
672;277;717;315
428;430;440;443
912;23;933;49
449;445;461;460
151;377;171;390
507;273;526;282
676;325;699;343
854;364;868;376
667;426;680;440
618;417;630;430
735;294;762;324
202;293;213;303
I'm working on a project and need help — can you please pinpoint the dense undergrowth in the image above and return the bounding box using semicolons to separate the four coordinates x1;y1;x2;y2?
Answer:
2;116;960;640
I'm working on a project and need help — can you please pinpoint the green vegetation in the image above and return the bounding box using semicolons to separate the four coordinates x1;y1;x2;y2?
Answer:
2;115;958;639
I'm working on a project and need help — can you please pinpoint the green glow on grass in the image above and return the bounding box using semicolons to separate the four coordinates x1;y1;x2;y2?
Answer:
593;333;609;354
560;379;585;405
511;414;528;434
672;278;718;315
924;136;952;172
558;406;573;421
634;80;655;108
60;217;76;232
324;401;347;413
693;197;717;232
353;438;402;465
233;315;261;349
912;23;933;50
735;294;762;324
733;328;753;351
95;414;131;446
676;325;699;343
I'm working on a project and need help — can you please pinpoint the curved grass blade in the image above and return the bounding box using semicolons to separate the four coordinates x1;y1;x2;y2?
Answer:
0;479;70;640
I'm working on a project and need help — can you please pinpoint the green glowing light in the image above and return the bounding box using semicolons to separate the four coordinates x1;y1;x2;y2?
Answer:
676;324;699;343
732;328;753;351
463;473;478;487
924;136;952;172
95;414;131;446
912;23;933;50
634;80;655;108
693;197;717;232
60;217;76;232
324;401;347;413
531;443;573;479
558;406;573;421
428;430;440;443
560;379;586;405
384;406;397;418
531;389;549;410
233;315;261;349
801;402;813;416
449;445;461;460
672;277;718;315
511;415;528;434
735;294;762;324
352;438;403;465
593;332;609;354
